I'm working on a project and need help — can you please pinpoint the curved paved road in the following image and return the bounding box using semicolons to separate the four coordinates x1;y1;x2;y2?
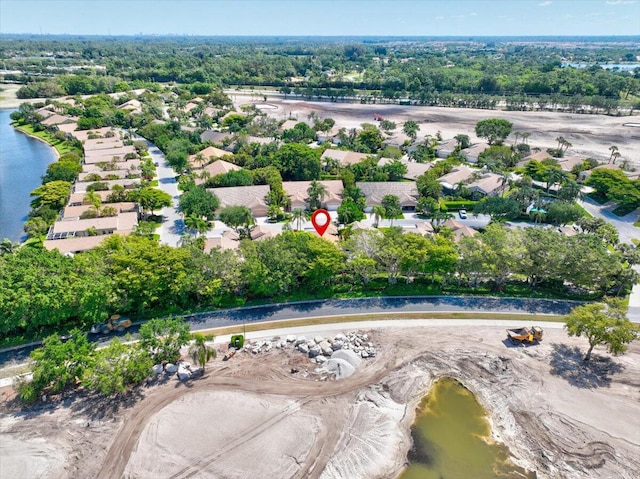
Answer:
0;296;578;367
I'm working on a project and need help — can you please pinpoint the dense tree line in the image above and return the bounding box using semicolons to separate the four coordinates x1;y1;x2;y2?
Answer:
3;36;638;112
1;226;637;340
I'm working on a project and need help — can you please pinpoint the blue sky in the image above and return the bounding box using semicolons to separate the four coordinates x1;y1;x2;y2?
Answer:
1;0;639;36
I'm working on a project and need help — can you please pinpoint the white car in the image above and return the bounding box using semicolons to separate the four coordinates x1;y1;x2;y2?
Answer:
458;210;468;219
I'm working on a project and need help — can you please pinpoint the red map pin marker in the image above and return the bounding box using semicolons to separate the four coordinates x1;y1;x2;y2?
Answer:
311;209;330;236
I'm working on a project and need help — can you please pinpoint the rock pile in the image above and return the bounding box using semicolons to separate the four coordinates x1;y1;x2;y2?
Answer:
245;331;376;377
152;361;199;381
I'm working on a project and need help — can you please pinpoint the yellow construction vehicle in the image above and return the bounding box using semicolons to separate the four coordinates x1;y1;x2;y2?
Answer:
90;314;132;334
506;326;543;344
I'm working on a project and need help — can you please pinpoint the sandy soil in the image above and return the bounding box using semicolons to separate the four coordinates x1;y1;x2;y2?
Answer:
1;321;638;479
254;98;640;166
0;83;45;110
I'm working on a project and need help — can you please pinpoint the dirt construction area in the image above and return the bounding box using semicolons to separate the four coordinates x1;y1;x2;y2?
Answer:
249;98;640;166
1;320;639;479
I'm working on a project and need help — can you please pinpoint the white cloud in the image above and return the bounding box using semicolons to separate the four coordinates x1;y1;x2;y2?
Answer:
605;0;636;4
538;1;552;6
470;12;478;16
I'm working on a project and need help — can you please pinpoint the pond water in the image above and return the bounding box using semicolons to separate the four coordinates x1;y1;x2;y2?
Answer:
0;109;57;242
400;377;536;479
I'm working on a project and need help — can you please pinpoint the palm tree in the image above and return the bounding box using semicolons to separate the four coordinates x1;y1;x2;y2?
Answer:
402;120;419;142
291;208;307;231
611;151;621;165
0;238;20;255
371;205;385;228
521;132;530;145
429;209;454;233
194;153;206;168
561;139;572;154
184;214;211;237
83;191;102;216
307;180;328;210
189;333;217;373
555;136;565;153
608;145;619;163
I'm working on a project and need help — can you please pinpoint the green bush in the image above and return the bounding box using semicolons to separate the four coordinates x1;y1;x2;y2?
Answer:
442;200;477;211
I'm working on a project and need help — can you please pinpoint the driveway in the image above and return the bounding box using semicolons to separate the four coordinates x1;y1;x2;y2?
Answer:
145;141;184;246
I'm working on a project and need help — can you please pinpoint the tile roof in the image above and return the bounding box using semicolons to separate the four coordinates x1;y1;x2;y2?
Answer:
355;181;419;207
209;185;271;216
321;149;371;166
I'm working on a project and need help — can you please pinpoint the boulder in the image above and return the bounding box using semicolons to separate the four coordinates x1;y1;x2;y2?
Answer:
286;335;297;343
165;363;178;374
325;358;355;379
334;333;345;342
331;340;344;351
297;343;309;354
294;336;307;346
316;355;327;364
319;340;333;356
308;346;321;358
152;364;164;375
177;366;192;381
314;336;325;344
361;351;369;358
331;349;362;369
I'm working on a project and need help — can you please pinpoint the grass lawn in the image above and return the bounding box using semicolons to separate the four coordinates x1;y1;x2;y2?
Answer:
14;123;73;156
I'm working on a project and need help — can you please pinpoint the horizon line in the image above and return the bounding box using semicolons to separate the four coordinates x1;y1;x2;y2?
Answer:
1;33;640;39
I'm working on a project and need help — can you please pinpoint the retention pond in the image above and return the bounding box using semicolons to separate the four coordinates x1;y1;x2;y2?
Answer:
400;377;536;479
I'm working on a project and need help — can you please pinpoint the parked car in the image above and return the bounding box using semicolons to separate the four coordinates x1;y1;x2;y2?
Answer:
459;209;468;219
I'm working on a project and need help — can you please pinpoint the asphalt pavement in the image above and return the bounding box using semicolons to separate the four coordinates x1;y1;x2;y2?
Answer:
0;296;580;367
146;141;184;246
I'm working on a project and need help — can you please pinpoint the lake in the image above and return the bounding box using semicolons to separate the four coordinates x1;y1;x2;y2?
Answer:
0;109;57;242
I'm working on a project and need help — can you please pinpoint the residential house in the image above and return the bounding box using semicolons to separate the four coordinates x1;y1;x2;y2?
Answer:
282;180;344;211
62;202;138;219
467;172;507;197
316;126;342;145
82;159;141;174
437;165;475;191
56;122;79;134
117;99;143;114
78;169;131;181
250;225;280;241
83;137;123;151
74;178;140;193
188;146;232;169
355;181;419;212
321;148;370;167
44;235;115;255
46;212;138;240
204;230;241;252
68;190;113;206
200;130;235;145
41;114;76;127
442;219;479;242
209;185;271;217
382;132;411;149
435;138;459;159
460;143;490;164
377;157;432;180
278;119;302;133
194;159;242;186
557;156;585;173
70;127;117;142
84;146;137;164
